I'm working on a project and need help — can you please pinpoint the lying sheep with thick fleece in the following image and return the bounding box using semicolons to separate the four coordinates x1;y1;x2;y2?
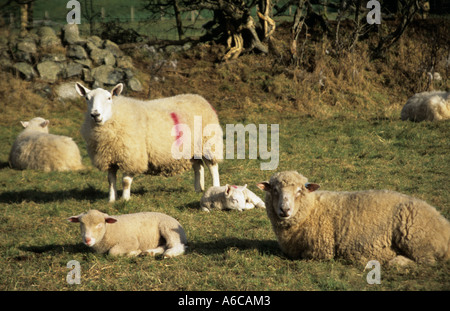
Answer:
200;184;265;212
257;171;450;265
401;91;450;121
9;117;84;172
68;209;187;258
75;82;223;202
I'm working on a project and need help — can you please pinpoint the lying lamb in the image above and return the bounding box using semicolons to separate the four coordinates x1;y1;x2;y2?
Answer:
200;184;265;212
68;209;187;258
9;117;84;172
257;171;450;265
75;82;223;202
401;91;450;122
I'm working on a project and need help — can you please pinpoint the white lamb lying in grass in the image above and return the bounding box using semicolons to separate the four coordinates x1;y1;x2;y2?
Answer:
68;209;187;258
200;184;265;212
9;117;84;172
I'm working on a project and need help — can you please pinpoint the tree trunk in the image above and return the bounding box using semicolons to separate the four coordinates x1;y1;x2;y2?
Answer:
173;0;184;40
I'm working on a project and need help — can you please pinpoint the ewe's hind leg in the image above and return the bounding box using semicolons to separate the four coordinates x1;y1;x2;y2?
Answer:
203;158;220;187
122;173;134;201
191;159;205;192
108;167;118;203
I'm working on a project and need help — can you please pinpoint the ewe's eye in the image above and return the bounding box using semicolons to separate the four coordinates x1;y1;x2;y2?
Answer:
108;97;112;100
295;189;302;197
95;223;103;229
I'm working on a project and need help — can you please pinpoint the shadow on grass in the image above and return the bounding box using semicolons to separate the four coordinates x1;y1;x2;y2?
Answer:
189;237;282;257
0;185;148;203
19;243;89;257
18;238;282;258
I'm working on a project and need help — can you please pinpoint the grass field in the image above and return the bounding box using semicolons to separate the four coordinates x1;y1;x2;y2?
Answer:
1;104;449;290
0;14;449;291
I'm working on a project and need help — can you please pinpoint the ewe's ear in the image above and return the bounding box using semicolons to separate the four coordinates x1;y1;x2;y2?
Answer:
40;120;49;128
256;182;271;192
75;82;90;97
20;121;29;128
67;216;81;223
105;217;118;224
111;83;123;97
305;183;320;192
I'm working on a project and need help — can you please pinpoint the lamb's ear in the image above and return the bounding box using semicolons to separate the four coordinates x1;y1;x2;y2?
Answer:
105;217;118;224
225;184;232;197
67;216;81;223
305;183;320;192
111;83;123;97
20;121;29;128
40;120;49;128
256;182;271;192
75;82;90;97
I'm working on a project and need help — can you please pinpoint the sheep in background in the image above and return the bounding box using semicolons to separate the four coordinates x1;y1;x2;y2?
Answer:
200;184;265;212
9;117;84;172
401;91;450;122
257;171;450;265
75;82;223;202
68;209;187;258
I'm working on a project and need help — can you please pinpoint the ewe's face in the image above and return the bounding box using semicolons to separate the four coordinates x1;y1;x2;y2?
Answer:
75;83;123;125
84;88;114;125
270;184;305;219
257;172;320;220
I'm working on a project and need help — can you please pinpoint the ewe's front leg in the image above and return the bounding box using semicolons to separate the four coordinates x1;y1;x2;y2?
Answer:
204;158;220;187
191;159;205;192
122;173;134;201
108;167;118;203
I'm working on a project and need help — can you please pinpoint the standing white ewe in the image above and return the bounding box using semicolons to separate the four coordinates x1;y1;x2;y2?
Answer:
200;184;265;212
401;91;450;122
75;82;223;202
68;209;187;258
258;171;450;265
9;117;84;172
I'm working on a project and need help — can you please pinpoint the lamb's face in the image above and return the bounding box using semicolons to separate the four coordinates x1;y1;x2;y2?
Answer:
75;82;123;126
68;210;117;247
257;171;320;220
224;185;246;211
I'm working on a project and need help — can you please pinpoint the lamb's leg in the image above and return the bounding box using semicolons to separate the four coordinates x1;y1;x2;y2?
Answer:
203;158;220;187
108;166;118;203
191;159;205;192
122;173;134;201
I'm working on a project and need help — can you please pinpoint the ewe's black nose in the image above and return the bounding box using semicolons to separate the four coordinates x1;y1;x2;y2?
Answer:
91;112;100;118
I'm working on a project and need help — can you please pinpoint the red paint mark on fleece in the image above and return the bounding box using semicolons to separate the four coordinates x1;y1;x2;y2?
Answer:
170;112;182;146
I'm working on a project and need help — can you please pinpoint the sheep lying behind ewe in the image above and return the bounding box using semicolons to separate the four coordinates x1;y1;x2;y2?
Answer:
401;91;450;122
68;209;187;258
257;171;450;265
75;82;223;202
9;117;84;172
200;184;265;212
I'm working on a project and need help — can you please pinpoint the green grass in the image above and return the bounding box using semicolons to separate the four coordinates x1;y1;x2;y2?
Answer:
1;113;449;291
